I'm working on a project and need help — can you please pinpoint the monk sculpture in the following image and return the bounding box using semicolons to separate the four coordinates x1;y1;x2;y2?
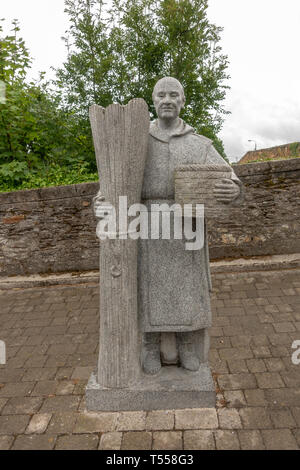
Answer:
93;77;243;377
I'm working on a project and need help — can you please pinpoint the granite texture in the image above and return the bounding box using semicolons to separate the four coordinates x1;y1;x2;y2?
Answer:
138;118;242;335
87;77;240;408
86;365;216;411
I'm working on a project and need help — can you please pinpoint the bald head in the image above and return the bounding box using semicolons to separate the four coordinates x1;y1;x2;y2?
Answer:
152;77;185;123
152;77;185;102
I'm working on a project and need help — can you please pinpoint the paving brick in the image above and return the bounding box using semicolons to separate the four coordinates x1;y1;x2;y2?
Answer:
294;429;300;447
0;415;30;435
217;373;257;390
244;389;267;406
261;429;298;450
217;306;245;315
47;343;77;355
214;430;240;450
210;359;229;374
40;395;80;413
56;381;75;395
0;398;8;413
71;366;94;380
252;335;270;346
0;382;34;397
223;390;246;408
258;313;273;324
268;333;291;346
218;408;242;429
31;380;58;397
230;335;252;348
210;337;232;349
183;430;215;450
175;408;218;430
121;432;152;450
26;413;52;434
246;359;266;373
44;355;68;368
255;298;269;306
2;396;43;415
269;408;296;428
55;367;74;380
255;372;285;389
273;322;296;333
264;358;285;372
280;370;300;388
145;410;174;431
0;369;24;383
265;388;300;407
239;408;272;429
209;327;223;337
117;411;146;431
12;435;56;450
74;411;118;433
291;407;300;426
227;360;248;373
153;431;182;450
213;316;230;327
222;325;243;336
238;430;265;450
47;412;77;434
0;435;14;450
56;434;99;450
220;348;253;362
99;432;122;450
22;367;57;382
269;346;290;358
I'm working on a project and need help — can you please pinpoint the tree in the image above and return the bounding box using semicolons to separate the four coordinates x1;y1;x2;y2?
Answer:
0;19;96;187
56;0;230;157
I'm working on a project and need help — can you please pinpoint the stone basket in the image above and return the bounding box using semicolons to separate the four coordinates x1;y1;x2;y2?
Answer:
174;164;232;218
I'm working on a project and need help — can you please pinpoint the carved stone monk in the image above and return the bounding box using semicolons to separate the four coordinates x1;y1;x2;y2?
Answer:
94;77;243;376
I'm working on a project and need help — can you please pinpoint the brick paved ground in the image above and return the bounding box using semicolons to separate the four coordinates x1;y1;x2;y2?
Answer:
0;267;300;450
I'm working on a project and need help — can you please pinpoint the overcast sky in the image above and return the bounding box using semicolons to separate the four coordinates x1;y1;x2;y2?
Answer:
2;0;300;161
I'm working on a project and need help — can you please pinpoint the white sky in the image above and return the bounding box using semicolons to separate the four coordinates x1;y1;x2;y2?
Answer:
2;0;300;161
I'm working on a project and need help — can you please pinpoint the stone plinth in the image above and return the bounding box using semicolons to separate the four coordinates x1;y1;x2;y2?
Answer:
86;364;215;412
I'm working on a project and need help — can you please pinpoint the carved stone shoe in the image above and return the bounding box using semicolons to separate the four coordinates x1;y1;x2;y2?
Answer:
178;344;200;372
142;349;161;375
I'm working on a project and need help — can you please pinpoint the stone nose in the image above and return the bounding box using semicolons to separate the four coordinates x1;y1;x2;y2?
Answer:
161;94;172;103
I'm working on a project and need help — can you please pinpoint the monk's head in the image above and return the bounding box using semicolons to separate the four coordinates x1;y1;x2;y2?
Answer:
152;77;185;121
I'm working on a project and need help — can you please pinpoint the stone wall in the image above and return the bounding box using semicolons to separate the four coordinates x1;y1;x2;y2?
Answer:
207;158;300;259
0;158;299;276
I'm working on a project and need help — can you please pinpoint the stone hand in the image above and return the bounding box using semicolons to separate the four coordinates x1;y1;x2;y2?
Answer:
93;191;114;219
213;178;240;204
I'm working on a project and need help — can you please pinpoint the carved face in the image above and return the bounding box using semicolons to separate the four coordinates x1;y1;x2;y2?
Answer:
153;78;185;121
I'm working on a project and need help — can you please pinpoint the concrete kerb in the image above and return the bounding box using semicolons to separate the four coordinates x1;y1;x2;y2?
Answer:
0;253;299;290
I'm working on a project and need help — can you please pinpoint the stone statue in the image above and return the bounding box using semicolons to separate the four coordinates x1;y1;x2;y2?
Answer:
93;77;243;379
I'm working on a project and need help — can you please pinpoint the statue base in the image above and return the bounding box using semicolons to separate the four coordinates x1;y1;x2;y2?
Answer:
86;363;216;411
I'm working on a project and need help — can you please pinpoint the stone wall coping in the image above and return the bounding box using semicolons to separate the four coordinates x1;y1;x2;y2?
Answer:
0;158;299;206
233;157;300;177
0;181;99;205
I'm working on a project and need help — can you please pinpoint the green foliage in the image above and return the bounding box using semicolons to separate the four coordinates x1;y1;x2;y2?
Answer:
0;19;97;191
289;142;300;157
246;154;300;164
0;161;98;193
56;0;229;158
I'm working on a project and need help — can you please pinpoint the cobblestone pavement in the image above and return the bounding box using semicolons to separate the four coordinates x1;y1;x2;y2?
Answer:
0;268;300;450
